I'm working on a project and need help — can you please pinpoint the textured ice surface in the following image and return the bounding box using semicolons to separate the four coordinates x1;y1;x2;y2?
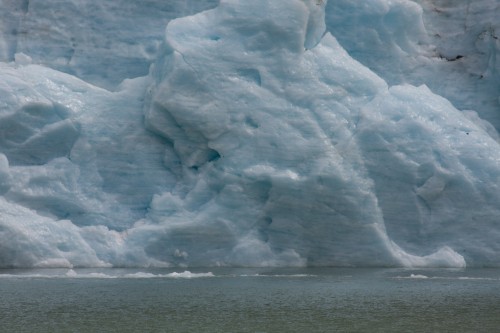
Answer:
0;0;219;89
326;0;500;128
0;0;499;268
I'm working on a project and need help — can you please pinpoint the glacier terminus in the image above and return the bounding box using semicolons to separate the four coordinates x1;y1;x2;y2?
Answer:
0;0;499;268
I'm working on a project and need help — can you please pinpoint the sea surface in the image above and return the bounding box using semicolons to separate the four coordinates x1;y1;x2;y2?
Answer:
0;267;499;332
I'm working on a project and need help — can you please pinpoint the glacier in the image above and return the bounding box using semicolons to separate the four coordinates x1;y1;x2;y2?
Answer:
0;0;498;268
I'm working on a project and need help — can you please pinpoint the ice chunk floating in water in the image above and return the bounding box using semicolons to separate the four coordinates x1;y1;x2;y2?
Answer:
0;0;499;268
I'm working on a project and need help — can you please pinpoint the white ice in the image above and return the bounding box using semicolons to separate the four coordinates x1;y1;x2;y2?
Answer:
0;0;499;268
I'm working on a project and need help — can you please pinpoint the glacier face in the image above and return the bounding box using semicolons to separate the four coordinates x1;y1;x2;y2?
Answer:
0;0;499;268
0;0;219;89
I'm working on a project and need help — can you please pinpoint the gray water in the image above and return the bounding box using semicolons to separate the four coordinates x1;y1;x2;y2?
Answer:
0;268;499;332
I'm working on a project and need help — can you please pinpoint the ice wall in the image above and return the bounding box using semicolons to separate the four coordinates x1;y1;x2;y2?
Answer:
0;0;219;89
326;0;500;129
0;0;499;268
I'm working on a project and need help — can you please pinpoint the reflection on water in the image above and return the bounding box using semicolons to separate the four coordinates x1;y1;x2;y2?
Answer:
0;268;499;332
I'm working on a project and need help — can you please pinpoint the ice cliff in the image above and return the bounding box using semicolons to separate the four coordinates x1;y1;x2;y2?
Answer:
0;0;499;268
